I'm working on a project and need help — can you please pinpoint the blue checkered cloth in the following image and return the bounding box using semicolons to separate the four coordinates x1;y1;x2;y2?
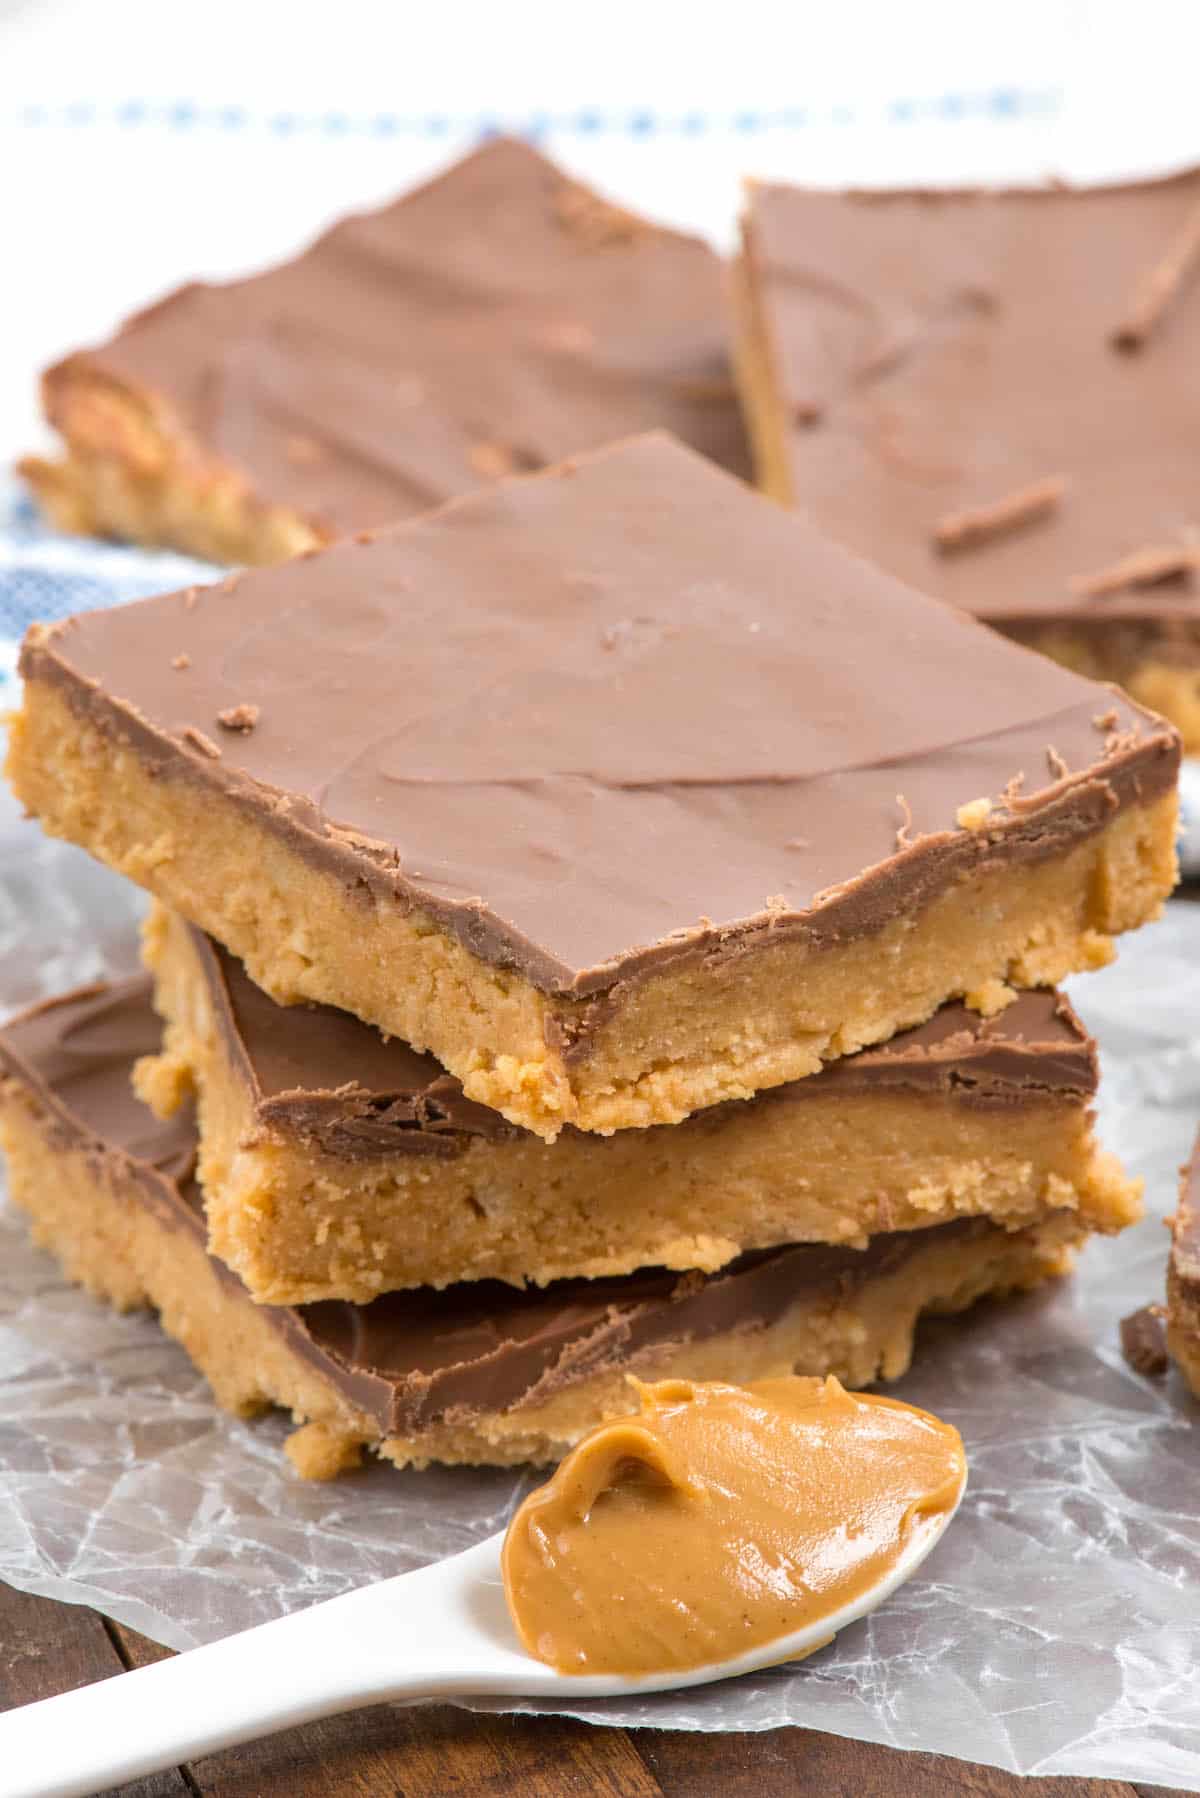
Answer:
2;479;1196;873
0;482;217;700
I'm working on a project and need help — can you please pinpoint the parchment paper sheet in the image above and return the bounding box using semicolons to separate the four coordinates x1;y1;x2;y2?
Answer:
1;794;1199;1787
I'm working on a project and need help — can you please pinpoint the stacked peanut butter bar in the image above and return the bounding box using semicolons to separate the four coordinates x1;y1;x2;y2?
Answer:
0;431;1180;1472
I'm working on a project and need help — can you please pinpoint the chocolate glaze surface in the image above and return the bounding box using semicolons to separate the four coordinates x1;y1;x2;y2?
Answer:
742;167;1200;640
46;137;749;532
191;922;1098;1160
21;434;1180;996
0;977;1007;1434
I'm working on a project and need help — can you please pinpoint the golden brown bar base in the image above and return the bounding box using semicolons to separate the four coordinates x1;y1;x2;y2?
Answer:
1007;628;1200;756
139;904;1141;1302
20;379;322;568
0;1077;1085;1472
7;675;1179;1140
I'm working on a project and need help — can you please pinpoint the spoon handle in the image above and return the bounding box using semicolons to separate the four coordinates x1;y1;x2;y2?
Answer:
0;1543;508;1798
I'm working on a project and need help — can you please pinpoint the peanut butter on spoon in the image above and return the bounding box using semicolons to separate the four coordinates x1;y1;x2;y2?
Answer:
502;1375;966;1677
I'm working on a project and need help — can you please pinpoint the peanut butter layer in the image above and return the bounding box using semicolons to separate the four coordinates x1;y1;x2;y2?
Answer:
0;978;1089;1472
736;168;1200;749
502;1375;965;1675
138;904;1140;1302
7;434;1181;1138
20;137;748;565
1167;1135;1200;1395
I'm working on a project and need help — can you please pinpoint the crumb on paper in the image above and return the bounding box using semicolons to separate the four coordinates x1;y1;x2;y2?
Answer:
171;654;190;671
216;704;260;734
220;574;240;594
1119;1304;1169;1377
1094;708;1119;731
956;797;993;832
285;1421;365;1481
895;793;915;848
785;836;810;850
183;587;200;611
1046;745;1070;781
964;978;1019;1017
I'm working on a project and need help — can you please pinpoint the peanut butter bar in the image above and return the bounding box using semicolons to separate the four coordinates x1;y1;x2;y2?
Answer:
8;435;1180;1138
138;903;1140;1303
1167;1136;1200;1394
0;978;1094;1472
736;167;1200;748
20;137;748;565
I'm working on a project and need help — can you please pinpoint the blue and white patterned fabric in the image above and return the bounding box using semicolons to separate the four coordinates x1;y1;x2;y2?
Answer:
0;484;215;700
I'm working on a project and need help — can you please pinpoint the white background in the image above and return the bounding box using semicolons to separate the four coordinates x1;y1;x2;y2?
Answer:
3;0;1200;463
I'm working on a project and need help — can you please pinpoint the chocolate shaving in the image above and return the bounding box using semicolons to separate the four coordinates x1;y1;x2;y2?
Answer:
933;476;1067;555
1068;542;1200;599
1120;1304;1168;1376
999;771;1027;810
182;726;221;759
285;435;324;466
1112;199;1200;350
216;703;260;734
468;442;543;480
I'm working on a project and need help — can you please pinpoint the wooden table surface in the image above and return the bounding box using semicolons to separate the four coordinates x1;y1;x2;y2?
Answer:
0;1578;1188;1797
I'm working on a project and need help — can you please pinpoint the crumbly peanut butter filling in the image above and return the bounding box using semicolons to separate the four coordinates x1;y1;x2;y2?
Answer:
502;1374;965;1675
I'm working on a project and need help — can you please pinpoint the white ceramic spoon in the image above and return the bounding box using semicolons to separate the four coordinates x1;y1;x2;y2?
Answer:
0;1484;962;1798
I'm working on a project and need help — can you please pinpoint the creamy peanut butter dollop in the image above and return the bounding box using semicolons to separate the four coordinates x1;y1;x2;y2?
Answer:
502;1375;965;1676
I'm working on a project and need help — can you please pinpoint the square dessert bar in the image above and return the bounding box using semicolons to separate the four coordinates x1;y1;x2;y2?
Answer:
0;978;1095;1472
20;136;747;565
1167;1136;1200;1394
138;903;1140;1304
736;166;1200;748
9;433;1180;1138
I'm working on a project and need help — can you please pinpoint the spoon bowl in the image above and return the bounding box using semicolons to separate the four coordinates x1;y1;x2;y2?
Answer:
0;1476;963;1797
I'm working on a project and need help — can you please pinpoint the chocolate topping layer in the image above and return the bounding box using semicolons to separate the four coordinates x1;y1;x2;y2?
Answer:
742;166;1200;639
20;433;1180;996
0;977;1002;1434
191;923;1099;1160
43;137;749;535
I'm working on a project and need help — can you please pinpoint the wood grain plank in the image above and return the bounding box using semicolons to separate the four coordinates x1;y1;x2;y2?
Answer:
183;1706;663;1798
111;1630;662;1798
634;1725;1145;1798
0;1582;189;1797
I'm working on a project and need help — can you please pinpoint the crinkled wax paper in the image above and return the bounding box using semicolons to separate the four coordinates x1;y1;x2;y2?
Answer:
2;788;1199;1788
